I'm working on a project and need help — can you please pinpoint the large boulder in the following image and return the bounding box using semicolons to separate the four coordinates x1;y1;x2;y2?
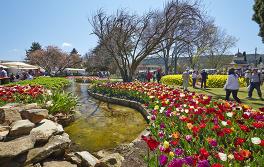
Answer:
95;153;124;167
43;161;77;167
25;133;71;165
0;106;22;125
0;125;10;141
21;103;41;111
65;152;82;166
0;135;35;159
9;119;35;137
75;151;99;167
21;109;49;123
30;119;64;143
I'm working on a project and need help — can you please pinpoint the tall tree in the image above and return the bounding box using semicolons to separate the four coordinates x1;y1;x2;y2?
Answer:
25;42;42;62
253;0;264;43
157;0;202;74
27;46;81;75
91;5;180;82
70;48;78;55
69;48;82;68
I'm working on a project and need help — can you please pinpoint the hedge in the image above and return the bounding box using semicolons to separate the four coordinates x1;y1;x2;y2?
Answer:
161;75;247;88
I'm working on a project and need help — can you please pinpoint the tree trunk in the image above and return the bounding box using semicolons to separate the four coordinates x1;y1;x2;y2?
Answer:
164;59;169;75
173;57;178;74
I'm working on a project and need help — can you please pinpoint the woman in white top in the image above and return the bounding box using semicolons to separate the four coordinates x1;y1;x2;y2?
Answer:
224;68;241;103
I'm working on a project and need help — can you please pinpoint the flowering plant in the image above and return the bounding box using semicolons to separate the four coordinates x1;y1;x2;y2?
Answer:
92;81;263;166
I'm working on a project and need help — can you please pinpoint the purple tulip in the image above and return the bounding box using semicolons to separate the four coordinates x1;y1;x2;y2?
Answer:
210;139;217;147
160;123;165;129
183;156;194;166
159;155;168;166
168;158;184;167
151;115;156;120
174;148;184;156
165;110;171;117
197;160;210;167
213;117;218;125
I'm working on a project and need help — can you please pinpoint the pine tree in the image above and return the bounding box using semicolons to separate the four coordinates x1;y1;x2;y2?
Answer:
25;42;42;61
243;51;247;62
259;57;263;64
70;48;78;55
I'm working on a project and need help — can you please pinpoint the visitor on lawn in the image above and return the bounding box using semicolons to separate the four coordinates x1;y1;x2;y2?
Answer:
247;68;263;100
0;67;7;78
182;69;190;91
200;69;208;89
192;70;198;88
224;68;241;103
244;69;251;87
156;68;162;83
146;69;153;82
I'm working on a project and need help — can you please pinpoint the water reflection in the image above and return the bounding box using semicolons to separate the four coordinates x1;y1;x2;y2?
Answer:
64;81;146;152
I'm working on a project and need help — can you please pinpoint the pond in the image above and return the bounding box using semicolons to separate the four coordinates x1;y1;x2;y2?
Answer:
64;81;146;152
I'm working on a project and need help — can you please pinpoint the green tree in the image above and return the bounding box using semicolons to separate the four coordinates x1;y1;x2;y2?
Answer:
25;42;42;62
70;48;78;55
253;0;264;43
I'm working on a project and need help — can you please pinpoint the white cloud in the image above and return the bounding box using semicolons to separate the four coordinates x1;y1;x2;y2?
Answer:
8;49;19;52
62;42;72;47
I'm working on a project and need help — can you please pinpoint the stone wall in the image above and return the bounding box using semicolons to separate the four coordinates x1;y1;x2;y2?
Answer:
87;90;150;123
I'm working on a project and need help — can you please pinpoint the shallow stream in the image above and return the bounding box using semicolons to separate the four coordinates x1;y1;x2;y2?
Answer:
64;81;146;152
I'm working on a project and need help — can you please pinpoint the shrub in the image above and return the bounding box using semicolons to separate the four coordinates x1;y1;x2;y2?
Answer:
8;77;70;90
161;75;246;88
44;91;78;115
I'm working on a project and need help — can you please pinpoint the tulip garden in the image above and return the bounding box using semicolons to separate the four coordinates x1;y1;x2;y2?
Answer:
0;77;77;115
91;81;264;167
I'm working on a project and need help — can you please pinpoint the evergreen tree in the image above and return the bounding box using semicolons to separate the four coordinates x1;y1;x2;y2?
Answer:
70;48;78;55
26;42;42;54
25;42;42;62
259;57;263;64
253;0;264;43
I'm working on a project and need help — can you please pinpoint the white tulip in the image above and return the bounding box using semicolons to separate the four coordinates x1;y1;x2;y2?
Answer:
218;152;227;161
251;137;261;145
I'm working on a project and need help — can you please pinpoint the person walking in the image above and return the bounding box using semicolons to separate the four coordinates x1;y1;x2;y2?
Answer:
182;69;190;91
224;68;241;103
192;71;198;88
156;68;162;83
201;70;208;89
146;69;153;82
244;70;251;87
247;68;263;100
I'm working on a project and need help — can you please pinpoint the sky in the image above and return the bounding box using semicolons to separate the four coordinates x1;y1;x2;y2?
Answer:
0;0;263;61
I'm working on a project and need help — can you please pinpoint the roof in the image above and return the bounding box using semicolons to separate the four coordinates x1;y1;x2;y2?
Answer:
65;68;86;71
1;62;39;69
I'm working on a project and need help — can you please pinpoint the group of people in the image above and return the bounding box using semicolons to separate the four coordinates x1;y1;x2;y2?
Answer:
146;68;163;83
0;67;35;84
182;69;208;91
224;68;263;103
181;68;263;103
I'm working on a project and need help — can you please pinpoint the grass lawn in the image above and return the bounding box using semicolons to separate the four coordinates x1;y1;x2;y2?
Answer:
186;86;264;110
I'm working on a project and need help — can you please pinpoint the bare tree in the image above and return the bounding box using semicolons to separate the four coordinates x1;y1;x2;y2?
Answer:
157;0;203;74
205;28;237;69
90;3;181;82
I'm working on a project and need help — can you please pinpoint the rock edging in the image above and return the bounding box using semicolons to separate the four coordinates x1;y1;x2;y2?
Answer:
87;90;150;123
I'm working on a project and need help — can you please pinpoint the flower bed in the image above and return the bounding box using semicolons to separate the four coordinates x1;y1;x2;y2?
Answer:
8;76;70;90
92;82;263;166
161;75;247;88
1;77;77;115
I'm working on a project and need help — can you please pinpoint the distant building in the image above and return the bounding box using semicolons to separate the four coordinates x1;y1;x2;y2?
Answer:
229;51;249;71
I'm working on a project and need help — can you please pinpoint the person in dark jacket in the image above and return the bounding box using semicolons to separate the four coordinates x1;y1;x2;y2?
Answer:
247;68;263;100
156;68;162;83
200;70;208;89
